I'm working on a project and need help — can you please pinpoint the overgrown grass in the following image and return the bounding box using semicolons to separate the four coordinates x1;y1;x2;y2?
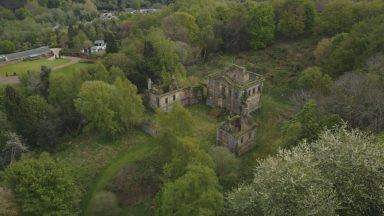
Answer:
54;130;156;215
240;94;294;179
53;38;314;215
0;58;70;76
187;104;222;149
83;139;157;216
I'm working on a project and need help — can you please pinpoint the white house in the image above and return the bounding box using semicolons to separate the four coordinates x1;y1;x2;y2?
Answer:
85;40;107;54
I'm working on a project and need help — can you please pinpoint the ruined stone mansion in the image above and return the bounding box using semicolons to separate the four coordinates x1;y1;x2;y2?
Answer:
146;64;264;155
216;106;257;155
206;65;264;115
147;79;205;112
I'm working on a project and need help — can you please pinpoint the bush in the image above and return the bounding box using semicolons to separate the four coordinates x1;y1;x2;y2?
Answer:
298;67;332;92
0;40;15;54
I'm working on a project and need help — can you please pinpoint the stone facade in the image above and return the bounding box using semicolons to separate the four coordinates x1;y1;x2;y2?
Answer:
207;65;264;115
216;108;257;156
147;79;205;112
145;64;262;156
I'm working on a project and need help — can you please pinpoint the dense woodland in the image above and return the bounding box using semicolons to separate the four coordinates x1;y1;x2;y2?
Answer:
1;0;384;215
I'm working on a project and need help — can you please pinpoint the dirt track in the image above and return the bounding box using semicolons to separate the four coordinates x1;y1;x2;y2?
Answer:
0;76;20;85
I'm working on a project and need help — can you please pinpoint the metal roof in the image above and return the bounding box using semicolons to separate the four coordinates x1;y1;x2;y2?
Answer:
4;46;51;61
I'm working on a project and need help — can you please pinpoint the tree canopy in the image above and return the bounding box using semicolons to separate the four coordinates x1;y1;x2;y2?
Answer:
2;153;80;216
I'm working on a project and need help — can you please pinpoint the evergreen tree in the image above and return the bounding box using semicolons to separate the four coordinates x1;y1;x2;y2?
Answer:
105;32;118;53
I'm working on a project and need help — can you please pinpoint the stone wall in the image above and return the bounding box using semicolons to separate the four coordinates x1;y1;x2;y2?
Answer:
148;86;205;112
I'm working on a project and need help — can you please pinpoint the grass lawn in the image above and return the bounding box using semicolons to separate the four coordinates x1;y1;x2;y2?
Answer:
0;58;70;76
51;62;94;78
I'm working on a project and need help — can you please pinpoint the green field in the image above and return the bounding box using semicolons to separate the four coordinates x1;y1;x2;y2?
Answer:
52;62;95;78
0;58;70;76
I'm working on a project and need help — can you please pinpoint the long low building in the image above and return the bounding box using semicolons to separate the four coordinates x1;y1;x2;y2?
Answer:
1;46;51;62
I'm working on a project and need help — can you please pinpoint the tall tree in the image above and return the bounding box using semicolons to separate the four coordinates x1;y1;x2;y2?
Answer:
0;0;27;10
75;79;144;136
39;65;51;99
105;31;118;53
228;126;384;215
113;77;144;127
227;144;339;216
2;132;28;167
163;137;214;180
210;146;240;190
4;86;27;134
274;0;316;38
0;40;15;54
75;80;119;135
247;3;275;49
312;127;384;215
317;0;354;36
157;164;224;216
162;12;200;44
3;153;80;215
156;102;194;138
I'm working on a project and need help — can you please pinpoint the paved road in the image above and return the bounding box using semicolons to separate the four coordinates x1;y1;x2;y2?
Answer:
0;56;83;85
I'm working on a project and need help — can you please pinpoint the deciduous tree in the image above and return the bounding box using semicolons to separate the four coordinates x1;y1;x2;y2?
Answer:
317;0;354;36
0;40;15;54
311;127;384;215
248;3;275;49
274;0;316;38
226;145;339;216
157;164;224;216
75;79;144;136
210;146;240;190
3;153;80;215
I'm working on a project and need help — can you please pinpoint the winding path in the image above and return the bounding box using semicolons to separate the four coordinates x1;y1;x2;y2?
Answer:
83;142;156;216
